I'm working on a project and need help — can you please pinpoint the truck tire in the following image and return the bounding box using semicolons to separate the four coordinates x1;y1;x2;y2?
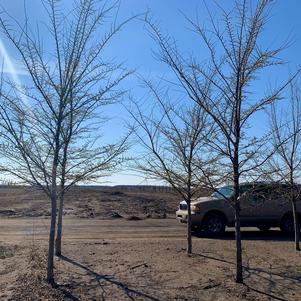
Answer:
280;214;294;234
202;212;226;236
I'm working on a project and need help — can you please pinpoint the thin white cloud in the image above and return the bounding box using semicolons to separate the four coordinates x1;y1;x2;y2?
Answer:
2;64;28;76
0;39;29;104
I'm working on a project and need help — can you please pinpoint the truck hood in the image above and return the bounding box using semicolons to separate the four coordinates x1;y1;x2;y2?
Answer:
192;196;217;205
180;196;219;206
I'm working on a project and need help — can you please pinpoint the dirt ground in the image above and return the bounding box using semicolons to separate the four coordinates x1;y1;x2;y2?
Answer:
1;217;301;301
0;186;180;219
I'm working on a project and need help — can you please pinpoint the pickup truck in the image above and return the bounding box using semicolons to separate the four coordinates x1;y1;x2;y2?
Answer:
176;182;301;235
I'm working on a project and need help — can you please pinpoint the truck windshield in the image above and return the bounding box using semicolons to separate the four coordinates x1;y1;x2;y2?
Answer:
211;185;233;199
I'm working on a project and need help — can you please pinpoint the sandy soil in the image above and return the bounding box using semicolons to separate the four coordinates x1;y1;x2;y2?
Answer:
1;217;301;301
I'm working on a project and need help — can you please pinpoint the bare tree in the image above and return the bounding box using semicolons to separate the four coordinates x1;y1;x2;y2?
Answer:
0;0;132;283
144;0;299;283
54;103;129;256
268;81;301;251
128;79;214;255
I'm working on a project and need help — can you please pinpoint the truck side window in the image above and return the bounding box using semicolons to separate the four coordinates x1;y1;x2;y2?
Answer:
248;194;265;207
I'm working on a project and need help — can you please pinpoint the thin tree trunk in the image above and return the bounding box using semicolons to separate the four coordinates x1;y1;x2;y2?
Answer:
55;93;71;257
47;194;57;284
233;155;243;283
55;191;64;256
292;200;300;251
234;203;243;283
187;200;192;256
47;117;61;283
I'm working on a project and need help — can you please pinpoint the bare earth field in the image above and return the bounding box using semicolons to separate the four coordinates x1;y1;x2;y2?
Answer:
0;186;301;301
0;186;179;219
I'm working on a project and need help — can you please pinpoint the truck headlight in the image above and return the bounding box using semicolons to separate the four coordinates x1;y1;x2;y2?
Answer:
191;205;200;213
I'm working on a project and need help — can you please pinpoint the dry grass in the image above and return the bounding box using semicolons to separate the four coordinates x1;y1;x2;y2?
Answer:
9;246;66;301
0;245;19;260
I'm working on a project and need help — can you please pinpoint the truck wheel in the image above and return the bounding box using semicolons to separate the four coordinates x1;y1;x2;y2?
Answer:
203;213;226;236
258;226;271;232
280;215;294;234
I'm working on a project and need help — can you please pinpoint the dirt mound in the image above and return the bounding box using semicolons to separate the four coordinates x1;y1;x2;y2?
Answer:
126;215;142;221
0;186;182;219
0;210;16;217
107;211;123;219
146;212;167;219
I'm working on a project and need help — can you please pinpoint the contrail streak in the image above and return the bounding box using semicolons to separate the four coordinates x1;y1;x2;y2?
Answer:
0;38;29;105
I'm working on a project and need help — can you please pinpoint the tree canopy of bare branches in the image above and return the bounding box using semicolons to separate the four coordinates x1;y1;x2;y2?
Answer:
128;78;215;255
0;0;133;283
144;0;300;283
268;80;301;250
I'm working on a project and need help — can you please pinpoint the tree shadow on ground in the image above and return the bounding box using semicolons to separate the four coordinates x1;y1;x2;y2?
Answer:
58;255;161;301
52;283;81;301
193;229;294;241
193;252;301;301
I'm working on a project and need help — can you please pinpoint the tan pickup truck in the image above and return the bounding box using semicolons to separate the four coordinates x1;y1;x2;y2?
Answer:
176;182;301;235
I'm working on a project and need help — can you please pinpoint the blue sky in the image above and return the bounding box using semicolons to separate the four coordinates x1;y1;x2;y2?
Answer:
0;0;300;185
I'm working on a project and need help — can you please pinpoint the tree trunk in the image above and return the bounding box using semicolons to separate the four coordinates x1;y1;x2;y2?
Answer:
55;191;64;256
292;200;300;251
47;119;61;283
234;203;243;283
47;194;57;284
233;153;243;283
187;200;192;255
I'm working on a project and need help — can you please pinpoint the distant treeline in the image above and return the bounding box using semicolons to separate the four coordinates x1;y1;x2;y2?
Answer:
79;185;174;193
0;184;174;193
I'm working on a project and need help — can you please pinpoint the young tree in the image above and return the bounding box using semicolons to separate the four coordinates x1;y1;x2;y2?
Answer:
145;0;299;283
0;0;132;283
54;80;129;257
128;79;214;255
269;81;301;251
